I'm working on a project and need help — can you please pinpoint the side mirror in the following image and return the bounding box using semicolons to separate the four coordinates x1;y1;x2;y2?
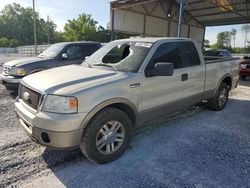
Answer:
61;53;68;59
146;62;174;77
84;56;89;60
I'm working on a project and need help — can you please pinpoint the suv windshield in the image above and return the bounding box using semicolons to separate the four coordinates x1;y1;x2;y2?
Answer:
84;41;152;72
39;43;66;58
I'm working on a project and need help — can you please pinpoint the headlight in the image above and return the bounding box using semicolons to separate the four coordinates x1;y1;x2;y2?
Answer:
9;67;26;76
42;95;78;114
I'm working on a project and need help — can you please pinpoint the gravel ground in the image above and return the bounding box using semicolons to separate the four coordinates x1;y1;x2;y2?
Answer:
0;55;249;188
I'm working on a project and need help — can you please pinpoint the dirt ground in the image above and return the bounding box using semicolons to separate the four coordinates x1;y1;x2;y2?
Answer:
0;55;249;188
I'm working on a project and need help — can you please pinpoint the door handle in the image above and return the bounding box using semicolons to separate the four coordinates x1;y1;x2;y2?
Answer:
181;73;188;81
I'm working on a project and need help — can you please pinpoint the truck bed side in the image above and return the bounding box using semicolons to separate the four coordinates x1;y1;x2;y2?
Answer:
203;57;240;100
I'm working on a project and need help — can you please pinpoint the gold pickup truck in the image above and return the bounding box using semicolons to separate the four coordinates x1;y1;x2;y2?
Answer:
15;38;240;163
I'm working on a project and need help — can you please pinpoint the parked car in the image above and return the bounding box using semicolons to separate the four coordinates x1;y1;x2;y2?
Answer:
0;41;101;90
204;49;232;58
239;56;250;80
15;38;240;163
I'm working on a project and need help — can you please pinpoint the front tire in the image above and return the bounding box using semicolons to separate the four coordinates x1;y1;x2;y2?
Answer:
80;107;132;164
208;82;229;111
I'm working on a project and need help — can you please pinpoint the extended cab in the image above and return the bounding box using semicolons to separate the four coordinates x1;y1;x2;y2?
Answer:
14;38;240;163
0;41;101;90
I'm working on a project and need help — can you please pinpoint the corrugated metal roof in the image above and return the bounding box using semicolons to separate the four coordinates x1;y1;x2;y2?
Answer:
111;0;250;26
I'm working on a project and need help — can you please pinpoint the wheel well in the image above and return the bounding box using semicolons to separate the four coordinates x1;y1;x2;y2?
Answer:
108;103;136;127
222;77;232;90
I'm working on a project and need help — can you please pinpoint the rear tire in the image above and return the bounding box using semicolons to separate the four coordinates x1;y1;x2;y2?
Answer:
80;107;132;164
208;82;229;111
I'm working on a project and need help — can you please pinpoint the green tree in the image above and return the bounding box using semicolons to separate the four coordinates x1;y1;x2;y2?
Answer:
63;14;97;41
241;24;250;47
0;3;60;46
216;31;231;49
0;37;17;47
230;28;237;48
204;39;210;48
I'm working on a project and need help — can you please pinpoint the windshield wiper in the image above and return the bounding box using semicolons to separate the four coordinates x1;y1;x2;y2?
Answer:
92;63;117;71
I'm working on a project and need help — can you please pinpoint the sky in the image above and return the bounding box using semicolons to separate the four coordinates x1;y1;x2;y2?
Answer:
0;0;247;47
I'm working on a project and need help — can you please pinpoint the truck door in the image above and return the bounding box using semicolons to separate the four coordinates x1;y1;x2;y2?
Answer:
141;41;204;124
178;41;206;104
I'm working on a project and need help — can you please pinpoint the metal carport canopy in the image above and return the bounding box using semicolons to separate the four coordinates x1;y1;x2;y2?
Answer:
110;0;250;46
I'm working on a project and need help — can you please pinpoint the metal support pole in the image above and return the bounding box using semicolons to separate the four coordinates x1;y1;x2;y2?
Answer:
202;27;206;49
47;15;50;44
32;0;37;54
111;9;115;41
177;0;184;37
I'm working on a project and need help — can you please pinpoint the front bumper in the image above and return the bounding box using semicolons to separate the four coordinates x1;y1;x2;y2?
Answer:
15;98;87;149
0;73;22;83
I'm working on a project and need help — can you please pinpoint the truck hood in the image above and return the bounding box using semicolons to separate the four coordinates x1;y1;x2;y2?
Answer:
22;65;124;95
4;57;52;67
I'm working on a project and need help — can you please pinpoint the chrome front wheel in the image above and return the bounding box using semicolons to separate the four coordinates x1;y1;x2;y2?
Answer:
80;107;132;164
96;121;125;154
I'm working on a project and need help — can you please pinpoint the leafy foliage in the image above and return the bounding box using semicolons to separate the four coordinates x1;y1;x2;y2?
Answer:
241;24;250;47
211;27;250;53
63;14;98;41
204;39;210;48
0;4;138;47
0;37;17;47
0;3;59;46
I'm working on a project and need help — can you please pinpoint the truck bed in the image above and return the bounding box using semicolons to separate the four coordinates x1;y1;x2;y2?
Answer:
204;56;240;64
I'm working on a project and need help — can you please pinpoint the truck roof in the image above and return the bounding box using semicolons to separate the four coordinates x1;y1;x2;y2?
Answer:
115;37;195;43
55;41;101;45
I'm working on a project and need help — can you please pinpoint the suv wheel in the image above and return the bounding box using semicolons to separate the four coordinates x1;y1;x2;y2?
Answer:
80;107;132;164
208;82;229;111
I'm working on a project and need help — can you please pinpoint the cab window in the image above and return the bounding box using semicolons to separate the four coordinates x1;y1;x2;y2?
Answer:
184;42;201;66
147;42;184;70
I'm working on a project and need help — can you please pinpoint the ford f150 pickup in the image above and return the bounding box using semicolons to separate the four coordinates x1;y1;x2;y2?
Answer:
14;38;240;163
0;41;101;90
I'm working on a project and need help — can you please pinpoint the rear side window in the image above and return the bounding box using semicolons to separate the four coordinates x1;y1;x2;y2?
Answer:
184;42;201;66
82;44;100;57
148;42;183;69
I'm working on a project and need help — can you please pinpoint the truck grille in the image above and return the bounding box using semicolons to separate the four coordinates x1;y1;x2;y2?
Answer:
3;65;11;75
19;84;41;110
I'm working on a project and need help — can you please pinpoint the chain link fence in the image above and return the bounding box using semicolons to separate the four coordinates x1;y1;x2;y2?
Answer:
17;45;51;55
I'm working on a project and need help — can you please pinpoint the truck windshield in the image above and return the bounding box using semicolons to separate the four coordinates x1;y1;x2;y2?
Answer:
38;43;66;58
85;41;152;72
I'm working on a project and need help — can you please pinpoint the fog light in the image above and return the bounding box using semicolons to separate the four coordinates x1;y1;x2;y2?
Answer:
41;132;50;143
